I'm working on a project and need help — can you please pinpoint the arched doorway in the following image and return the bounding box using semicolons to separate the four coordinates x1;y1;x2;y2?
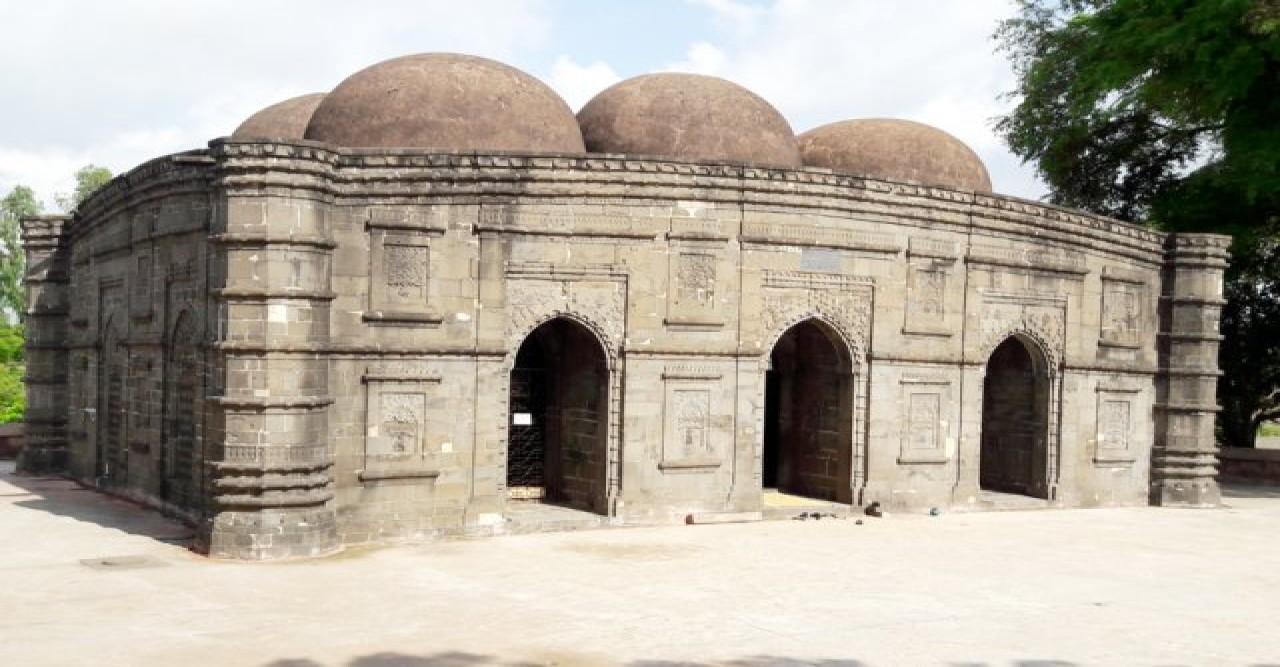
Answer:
763;319;854;503
163;312;201;513
508;318;609;513
980;336;1050;497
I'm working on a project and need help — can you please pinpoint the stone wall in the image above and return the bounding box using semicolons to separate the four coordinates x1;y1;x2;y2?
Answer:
1217;447;1280;484
24;139;1230;559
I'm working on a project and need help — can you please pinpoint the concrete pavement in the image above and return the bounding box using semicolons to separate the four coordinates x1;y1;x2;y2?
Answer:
2;460;1278;667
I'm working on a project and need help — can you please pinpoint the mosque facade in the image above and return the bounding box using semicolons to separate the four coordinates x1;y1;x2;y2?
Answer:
20;54;1229;559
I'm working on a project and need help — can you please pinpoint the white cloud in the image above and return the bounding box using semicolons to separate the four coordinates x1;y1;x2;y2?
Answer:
0;0;1046;203
668;42;729;75
548;56;622;111
675;0;1046;198
0;0;553;202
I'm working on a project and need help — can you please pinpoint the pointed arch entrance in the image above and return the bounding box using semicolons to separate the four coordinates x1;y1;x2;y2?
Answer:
162;311;202;513
980;336;1051;498
763;318;856;503
507;317;609;513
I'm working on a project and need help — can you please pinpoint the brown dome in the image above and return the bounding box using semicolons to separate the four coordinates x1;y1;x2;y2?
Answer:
232;93;327;140
577;73;801;167
798;119;992;192
304;53;584;152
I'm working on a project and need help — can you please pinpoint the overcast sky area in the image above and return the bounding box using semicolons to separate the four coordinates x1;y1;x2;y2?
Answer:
0;0;1047;210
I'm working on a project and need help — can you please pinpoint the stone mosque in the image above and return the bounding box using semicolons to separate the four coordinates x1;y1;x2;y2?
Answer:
20;53;1229;559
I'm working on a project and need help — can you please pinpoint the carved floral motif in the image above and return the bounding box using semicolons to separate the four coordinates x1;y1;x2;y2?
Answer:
672;389;712;459
505;278;623;367
978;305;1065;370
761;277;871;364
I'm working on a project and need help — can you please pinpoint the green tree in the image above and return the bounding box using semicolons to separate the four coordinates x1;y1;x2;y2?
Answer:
996;0;1280;447
0;323;24;423
55;164;113;211
1;185;41;321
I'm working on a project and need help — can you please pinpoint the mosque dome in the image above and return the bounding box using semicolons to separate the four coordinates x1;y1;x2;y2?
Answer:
304;53;585;152
231;93;327;140
797;118;992;192
576;73;802;167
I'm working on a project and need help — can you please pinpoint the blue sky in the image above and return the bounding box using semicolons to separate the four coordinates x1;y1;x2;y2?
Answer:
0;0;1044;207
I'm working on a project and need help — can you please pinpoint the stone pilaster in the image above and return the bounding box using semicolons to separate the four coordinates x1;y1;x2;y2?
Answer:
1152;233;1231;506
18;215;72;474
198;141;340;559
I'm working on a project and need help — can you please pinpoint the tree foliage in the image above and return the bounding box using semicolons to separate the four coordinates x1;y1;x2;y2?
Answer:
56;164;113;212
996;0;1280;446
0;323;23;423
1;185;40;321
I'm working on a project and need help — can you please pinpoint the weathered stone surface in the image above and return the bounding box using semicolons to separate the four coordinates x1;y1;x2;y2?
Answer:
22;60;1228;560
231;93;326;140
578;73;801;167
798;118;992;192
305;53;584;152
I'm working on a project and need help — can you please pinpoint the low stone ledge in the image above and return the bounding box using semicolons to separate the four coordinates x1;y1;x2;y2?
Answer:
358;468;441;482
658;458;722;472
1218;447;1280;484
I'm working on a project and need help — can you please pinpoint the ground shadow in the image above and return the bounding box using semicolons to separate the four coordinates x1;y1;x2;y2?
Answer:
0;463;194;546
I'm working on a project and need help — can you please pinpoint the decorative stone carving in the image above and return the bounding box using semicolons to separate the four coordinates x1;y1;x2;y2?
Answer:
373;392;425;457
384;245;428;300
761;271;872;363
1095;385;1141;465
672;389;711;459
1100;278;1146;348
897;376;952;464
505;275;625;368
367;231;438;323
977;291;1067;370
677;253;715;306
904;263;951;336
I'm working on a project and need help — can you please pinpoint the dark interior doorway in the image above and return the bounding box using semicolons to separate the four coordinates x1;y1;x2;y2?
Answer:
980;336;1050;497
507;318;609;513
763;319;853;503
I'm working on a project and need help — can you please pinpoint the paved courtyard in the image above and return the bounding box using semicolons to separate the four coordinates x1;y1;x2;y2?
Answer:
2;460;1278;667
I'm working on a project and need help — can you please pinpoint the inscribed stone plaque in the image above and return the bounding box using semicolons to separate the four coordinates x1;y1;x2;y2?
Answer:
370;392;425;457
677;253;716;307
1100;280;1142;346
384;244;429;303
904;264;950;335
672;389;711;459
907;393;941;450
1098;399;1130;451
368;231;438;322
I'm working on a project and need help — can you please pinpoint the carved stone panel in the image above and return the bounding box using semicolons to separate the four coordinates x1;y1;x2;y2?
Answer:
371;392;425;457
659;366;726;471
667;250;724;328
976;290;1067;370
362;366;443;478
505;272;626;366
1100;279;1146;348
898;376;952;464
367;231;440;324
760;271;872;363
1095;386;1140;464
904;263;950;336
907;393;940;450
671;390;711;459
